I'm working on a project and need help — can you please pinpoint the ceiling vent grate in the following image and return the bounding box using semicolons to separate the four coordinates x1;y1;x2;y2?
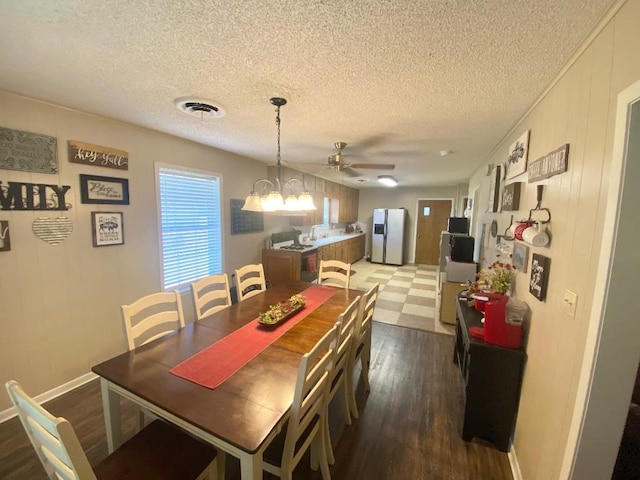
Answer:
174;97;225;119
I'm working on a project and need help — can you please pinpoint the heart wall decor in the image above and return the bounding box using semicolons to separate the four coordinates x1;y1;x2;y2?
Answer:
32;217;73;245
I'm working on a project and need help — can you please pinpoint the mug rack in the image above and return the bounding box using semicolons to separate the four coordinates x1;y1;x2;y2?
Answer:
502;185;552;241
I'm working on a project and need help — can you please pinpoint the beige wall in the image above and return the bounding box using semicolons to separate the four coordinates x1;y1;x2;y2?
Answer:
358;184;467;262
0;92;290;411
467;1;640;478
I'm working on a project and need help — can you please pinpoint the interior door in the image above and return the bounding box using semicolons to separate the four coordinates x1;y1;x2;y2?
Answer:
414;199;452;265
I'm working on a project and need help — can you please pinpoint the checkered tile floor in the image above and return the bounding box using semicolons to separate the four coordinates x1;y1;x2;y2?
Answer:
350;260;455;335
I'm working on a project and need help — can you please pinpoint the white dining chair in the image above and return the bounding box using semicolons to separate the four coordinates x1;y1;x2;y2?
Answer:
121;290;185;430
324;295;360;466
235;263;267;301
262;325;338;480
347;283;379;419
121;291;185;350
317;260;351;289
191;273;232;320
5;380;221;480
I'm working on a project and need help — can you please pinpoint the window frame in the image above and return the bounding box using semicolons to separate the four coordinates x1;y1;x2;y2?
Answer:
154;162;224;292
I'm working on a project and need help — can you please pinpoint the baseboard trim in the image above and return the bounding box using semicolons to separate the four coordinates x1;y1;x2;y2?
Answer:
0;372;97;424
508;447;523;480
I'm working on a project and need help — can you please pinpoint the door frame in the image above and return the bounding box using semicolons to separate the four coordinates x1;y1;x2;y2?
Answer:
560;79;640;478
411;196;455;263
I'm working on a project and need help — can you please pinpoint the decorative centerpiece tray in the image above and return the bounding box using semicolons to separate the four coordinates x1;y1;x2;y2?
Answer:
257;294;307;327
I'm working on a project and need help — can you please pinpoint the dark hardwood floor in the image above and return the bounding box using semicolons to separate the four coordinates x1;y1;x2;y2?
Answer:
0;323;513;480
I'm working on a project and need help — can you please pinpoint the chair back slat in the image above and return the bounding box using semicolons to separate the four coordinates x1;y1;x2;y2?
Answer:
191;273;232;320
235;264;266;301
318;260;351;289
121;291;184;350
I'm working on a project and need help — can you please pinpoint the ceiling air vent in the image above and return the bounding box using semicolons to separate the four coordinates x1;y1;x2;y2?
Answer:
174;97;225;119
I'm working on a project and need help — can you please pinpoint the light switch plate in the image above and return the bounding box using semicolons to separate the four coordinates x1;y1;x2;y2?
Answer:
564;290;578;318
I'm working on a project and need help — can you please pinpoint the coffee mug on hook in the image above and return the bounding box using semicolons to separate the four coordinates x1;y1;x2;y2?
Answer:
522;221;550;247
514;221;533;241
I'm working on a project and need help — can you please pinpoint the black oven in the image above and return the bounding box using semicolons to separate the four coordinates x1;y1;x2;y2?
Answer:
300;249;318;283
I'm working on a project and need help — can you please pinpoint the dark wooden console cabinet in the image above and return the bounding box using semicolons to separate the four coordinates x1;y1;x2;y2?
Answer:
453;298;526;452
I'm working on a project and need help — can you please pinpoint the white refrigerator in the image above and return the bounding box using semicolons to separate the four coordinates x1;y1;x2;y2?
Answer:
371;208;406;265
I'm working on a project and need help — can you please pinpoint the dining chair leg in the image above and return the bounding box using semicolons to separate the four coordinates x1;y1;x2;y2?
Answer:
216;451;226;480
324;414;335;466
346;363;359;420
318;410;333;477
340;383;352;426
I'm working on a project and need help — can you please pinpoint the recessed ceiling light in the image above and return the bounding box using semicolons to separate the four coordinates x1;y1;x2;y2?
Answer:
174;97;225;118
377;175;398;187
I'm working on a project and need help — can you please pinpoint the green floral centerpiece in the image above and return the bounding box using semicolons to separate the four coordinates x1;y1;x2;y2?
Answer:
258;294;307;325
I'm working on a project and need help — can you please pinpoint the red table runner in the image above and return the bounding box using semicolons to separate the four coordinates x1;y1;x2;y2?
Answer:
170;286;337;389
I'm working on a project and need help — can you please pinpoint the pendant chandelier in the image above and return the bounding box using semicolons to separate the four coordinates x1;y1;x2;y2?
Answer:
242;97;316;214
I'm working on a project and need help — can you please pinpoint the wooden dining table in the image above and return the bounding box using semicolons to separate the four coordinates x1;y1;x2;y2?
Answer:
92;280;361;480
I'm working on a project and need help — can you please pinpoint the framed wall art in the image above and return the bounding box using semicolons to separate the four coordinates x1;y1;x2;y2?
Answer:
91;211;124;247
0;127;58;174
512;242;529;273
80;174;129;205
68;140;129;171
230;199;264;234
0;220;10;251
488;164;501;213
529;253;550;301
506;130;530;179
501;182;522;211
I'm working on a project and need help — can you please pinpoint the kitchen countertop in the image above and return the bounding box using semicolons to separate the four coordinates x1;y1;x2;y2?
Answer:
309;232;365;248
269;232;365;253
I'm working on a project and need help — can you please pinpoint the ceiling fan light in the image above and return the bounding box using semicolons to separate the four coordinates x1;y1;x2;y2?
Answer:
378;175;398;187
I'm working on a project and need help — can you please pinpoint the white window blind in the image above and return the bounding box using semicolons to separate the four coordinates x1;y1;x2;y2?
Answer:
157;165;222;291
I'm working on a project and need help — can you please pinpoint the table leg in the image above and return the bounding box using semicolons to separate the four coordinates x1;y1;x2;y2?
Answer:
99;378;122;454
240;452;262;480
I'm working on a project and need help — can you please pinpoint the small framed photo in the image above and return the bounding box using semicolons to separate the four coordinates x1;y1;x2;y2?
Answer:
529;253;551;301
0;220;10;252
512;242;529;273
91;211;124;247
80;174;130;205
506;130;530;179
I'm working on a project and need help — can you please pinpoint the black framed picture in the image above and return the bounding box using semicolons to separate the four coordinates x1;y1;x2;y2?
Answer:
502;182;522;211
230;199;264;234
488;165;501;212
529;253;550;301
91;211;124;247
80;174;130;205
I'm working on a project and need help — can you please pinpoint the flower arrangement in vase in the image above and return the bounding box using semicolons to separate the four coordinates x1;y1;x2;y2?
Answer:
475;254;517;295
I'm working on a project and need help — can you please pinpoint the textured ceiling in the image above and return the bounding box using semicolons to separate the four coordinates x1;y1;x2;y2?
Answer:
0;0;615;187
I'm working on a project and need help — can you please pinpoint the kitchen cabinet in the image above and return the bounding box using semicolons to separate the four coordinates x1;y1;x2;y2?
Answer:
453;298;526;452
262;248;301;284
347;235;365;263
438;281;466;325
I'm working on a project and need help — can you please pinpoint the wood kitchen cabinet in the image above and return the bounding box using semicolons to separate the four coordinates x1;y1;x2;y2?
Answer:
262;249;301;284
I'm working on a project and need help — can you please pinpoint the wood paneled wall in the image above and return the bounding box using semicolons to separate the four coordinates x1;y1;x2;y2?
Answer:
467;1;640;478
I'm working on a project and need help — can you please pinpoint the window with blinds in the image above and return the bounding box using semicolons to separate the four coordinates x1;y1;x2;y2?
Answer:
156;164;222;291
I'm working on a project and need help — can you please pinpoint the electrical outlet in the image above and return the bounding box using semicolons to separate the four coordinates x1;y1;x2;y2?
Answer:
563;290;578;318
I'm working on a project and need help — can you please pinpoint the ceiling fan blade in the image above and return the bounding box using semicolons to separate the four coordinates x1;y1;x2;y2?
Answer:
342;166;361;177
350;163;395;170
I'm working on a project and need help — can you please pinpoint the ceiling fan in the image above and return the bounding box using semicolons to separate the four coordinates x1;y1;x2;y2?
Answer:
326;141;395;175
